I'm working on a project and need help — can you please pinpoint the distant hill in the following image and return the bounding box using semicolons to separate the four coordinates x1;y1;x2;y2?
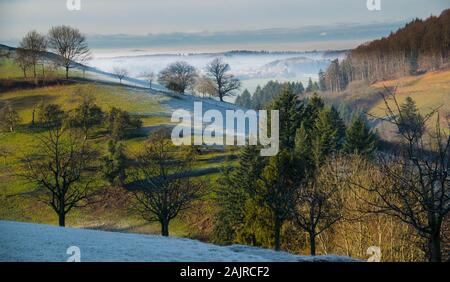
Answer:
321;9;450;92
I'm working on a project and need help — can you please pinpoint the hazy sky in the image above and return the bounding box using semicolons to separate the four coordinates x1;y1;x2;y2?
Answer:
0;0;448;50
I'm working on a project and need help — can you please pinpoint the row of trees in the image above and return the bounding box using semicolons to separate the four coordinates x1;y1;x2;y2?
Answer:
156;58;241;101
14;26;90;82
214;86;449;261
321;9;450;92
235;80;313;110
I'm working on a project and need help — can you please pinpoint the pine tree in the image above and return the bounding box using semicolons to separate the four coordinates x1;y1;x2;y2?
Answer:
398;97;424;141
102;140;127;186
343;115;378;156
213;145;265;244
306;77;314;92
235;89;252;108
318;69;327;91
256;150;300;251
302;93;325;132
311;107;345;166
270;85;303;149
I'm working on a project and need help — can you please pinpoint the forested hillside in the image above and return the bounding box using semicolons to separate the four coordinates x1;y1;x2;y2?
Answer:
321;9;450;92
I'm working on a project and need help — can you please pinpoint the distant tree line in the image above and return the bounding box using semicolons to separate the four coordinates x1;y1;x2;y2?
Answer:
321;9;450;92
235;80;311;110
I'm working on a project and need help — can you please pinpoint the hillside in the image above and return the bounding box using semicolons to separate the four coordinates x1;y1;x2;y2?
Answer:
0;221;357;262
322;9;450;92
0;53;242;237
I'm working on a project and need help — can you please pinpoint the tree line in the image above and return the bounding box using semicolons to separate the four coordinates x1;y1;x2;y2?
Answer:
12;25;90;83
321;9;450;92
234;79;318;110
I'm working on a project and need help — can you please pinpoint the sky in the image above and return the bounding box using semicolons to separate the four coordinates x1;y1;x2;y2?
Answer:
0;0;449;52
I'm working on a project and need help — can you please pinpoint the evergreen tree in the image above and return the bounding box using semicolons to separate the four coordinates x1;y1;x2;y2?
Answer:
270;85;303;149
256;150;300;251
398;97;424;141
318;69;327;91
343;115;378;156
213;145;265;244
302;93;325;132
102;140;127;186
311;107;345;166
235;89;252;108
306;77;314;92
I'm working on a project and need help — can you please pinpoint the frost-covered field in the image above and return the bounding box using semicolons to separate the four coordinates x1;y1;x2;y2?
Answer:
0;221;357;262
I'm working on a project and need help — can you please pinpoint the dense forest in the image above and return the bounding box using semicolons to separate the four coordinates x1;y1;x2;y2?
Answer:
235;79;319;110
321;9;450;92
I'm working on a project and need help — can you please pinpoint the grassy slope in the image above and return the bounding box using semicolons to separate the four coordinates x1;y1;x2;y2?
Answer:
0;60;234;237
323;69;450;120
369;70;450;116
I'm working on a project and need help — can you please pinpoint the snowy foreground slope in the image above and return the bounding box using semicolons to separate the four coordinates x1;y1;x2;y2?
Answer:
0;221;357;262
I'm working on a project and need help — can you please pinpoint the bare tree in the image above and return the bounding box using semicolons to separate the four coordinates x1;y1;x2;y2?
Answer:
47;25;90;79
22;128;97;227
364;88;450;262
294;156;344;256
0;104;21;132
113;67;129;84
19;30;47;83
130;129;203;236
158;61;197;94
14;48;32;78
206;58;241;102
140;71;155;89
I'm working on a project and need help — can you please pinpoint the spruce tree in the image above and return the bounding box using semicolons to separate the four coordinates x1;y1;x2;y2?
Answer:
311;107;345;166
343;115;378;156
270;85;302;149
102;140;127;186
398;97;424;141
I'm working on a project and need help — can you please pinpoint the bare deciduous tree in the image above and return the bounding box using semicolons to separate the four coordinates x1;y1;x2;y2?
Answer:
130;129;203;236
14;48;32;78
364;88;450;262
19;30;47;83
140;71;155;89
22;129;97;226
48;25;90;79
294;156;343;256
206;58;241;102
158;61;197;94
0;104;21;132
113;67;129;84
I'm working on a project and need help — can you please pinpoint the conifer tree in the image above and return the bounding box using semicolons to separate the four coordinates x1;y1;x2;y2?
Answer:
343;115;378;156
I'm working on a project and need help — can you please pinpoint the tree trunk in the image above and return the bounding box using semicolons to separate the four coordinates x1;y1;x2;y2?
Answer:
66;66;69;79
58;212;65;227
31;108;35;127
161;219;169;236
274;217;281;251
429;233;441;262
59;198;66;227
33;64;37;85
309;231;316;256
